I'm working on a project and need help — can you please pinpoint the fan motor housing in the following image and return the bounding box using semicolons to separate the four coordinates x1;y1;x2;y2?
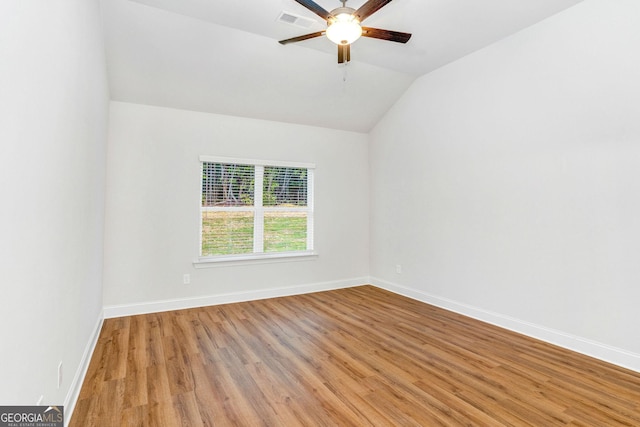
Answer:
328;7;358;23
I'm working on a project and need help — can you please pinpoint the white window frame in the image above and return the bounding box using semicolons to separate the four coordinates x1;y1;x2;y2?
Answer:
194;156;316;267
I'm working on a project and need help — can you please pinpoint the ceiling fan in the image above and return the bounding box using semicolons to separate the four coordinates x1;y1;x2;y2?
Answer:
279;0;411;64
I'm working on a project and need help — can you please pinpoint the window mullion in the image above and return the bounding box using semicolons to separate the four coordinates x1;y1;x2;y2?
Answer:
306;168;314;251
199;162;205;257
254;165;264;253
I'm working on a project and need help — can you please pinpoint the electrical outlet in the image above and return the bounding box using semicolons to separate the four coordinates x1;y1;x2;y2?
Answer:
183;274;191;285
395;264;402;274
57;361;63;389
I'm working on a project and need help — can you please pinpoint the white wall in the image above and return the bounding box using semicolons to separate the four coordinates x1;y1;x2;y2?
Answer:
103;102;369;313
370;0;640;370
0;0;109;407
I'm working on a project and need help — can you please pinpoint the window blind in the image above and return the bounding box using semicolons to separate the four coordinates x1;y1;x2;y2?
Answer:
201;163;255;255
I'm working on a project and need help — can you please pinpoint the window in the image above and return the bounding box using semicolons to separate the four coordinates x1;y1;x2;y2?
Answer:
198;156;315;262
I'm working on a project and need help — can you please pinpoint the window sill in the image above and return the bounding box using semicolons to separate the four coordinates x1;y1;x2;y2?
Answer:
193;251;318;268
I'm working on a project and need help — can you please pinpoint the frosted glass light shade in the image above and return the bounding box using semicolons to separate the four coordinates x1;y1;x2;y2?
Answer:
326;13;362;45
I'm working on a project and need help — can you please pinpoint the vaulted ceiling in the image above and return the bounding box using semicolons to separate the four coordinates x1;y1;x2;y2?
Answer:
100;0;582;132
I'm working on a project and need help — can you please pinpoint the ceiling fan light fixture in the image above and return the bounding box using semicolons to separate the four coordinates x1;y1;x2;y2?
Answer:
326;12;362;45
278;0;412;64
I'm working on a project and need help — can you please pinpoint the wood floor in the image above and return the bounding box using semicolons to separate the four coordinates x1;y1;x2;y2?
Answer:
70;285;640;426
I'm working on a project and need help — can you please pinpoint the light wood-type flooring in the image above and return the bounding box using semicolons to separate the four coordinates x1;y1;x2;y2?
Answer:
70;285;640;426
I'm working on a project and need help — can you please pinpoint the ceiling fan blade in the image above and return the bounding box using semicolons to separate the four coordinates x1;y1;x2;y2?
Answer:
354;0;393;22
278;31;325;45
361;27;412;43
338;44;351;64
293;0;331;21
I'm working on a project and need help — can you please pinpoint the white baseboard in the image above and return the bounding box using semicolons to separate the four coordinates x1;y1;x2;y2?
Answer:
370;277;640;373
103;277;368;319
64;311;104;427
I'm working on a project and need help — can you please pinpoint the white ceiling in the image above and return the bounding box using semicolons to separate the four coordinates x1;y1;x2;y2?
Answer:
100;0;582;132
